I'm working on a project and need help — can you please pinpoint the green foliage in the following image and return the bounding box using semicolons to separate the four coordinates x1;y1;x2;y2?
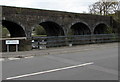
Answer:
0;26;10;38
68;29;74;35
106;26;113;34
33;25;46;36
115;11;120;23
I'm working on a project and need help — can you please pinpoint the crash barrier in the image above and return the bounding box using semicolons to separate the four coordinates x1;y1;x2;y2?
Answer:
32;34;119;49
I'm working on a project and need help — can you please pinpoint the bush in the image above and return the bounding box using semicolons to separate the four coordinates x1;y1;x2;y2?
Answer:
0;26;10;38
33;26;46;35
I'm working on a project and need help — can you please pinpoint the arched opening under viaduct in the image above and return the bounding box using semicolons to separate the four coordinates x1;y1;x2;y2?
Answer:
32;21;65;36
33;21;64;36
2;20;26;37
70;22;91;35
40;21;65;36
94;23;113;34
32;21;65;48
2;20;27;52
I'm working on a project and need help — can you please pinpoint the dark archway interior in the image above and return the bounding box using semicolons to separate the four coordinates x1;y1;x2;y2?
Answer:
39;21;64;36
2;20;26;37
71;23;91;35
94;24;111;34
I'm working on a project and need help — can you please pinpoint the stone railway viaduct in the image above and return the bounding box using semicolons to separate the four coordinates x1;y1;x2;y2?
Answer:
0;6;117;51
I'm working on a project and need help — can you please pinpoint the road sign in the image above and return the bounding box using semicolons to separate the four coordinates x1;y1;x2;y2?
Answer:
6;40;19;52
6;40;19;44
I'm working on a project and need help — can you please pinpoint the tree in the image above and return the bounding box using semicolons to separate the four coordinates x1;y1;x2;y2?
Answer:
115;10;120;22
89;0;120;15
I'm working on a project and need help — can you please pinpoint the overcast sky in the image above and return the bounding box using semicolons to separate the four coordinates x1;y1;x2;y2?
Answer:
0;0;116;13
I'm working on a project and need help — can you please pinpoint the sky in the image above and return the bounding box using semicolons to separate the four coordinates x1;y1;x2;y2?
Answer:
0;0;100;13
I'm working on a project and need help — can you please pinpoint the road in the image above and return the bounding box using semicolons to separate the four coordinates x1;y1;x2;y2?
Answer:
2;44;118;80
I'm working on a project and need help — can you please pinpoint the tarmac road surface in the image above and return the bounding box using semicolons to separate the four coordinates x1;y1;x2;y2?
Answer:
2;43;118;80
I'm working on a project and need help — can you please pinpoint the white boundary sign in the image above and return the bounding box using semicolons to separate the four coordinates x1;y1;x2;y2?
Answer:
5;40;19;52
6;40;19;45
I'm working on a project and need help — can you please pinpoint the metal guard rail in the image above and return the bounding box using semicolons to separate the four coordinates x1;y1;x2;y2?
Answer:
32;34;119;48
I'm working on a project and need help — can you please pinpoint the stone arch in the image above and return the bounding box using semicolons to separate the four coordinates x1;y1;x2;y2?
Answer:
32;21;65;36
93;22;112;34
69;22;91;35
2;20;26;37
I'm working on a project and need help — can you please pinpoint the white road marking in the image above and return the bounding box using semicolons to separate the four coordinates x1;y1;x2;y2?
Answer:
8;58;21;60
6;62;94;80
0;58;4;61
84;49;93;51
24;56;34;59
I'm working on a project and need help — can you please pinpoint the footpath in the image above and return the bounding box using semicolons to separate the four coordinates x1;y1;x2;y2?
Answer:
1;42;118;58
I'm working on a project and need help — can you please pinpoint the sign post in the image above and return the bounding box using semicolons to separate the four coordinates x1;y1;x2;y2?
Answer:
6;40;19;52
16;44;18;52
7;45;9;52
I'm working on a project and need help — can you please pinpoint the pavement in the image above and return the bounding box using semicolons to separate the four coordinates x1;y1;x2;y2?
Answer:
1;42;118;58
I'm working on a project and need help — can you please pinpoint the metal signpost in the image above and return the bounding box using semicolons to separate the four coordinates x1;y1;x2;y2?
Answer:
6;40;19;52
